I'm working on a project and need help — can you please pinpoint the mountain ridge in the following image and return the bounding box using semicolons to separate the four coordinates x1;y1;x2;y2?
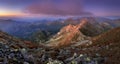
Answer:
46;19;91;47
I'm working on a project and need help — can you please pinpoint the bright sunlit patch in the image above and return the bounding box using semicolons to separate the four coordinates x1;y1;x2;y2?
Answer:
0;9;25;17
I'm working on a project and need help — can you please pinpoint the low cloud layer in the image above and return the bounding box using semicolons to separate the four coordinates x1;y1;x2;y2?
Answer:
25;0;93;16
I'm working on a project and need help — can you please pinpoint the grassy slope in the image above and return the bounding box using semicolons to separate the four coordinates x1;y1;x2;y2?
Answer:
90;27;120;64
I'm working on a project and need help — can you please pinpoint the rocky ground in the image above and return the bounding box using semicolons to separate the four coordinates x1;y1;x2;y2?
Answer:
0;41;105;64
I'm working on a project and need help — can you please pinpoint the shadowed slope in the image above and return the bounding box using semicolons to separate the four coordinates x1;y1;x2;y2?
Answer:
85;27;120;64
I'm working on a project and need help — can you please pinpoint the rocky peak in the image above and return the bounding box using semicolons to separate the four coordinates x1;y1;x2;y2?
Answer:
47;19;90;47
58;19;87;35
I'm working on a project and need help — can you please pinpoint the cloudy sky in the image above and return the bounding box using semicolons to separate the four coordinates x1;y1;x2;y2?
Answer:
0;0;120;17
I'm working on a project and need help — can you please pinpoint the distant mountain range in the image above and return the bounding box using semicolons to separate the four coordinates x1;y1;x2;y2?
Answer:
0;17;120;42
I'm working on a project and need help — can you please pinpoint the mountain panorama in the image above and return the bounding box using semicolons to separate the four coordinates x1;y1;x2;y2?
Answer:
0;17;120;64
0;0;120;64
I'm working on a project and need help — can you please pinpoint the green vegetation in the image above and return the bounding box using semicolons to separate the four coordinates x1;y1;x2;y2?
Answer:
30;31;50;44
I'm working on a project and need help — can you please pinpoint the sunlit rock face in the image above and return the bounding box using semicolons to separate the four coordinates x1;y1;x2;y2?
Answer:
46;19;91;47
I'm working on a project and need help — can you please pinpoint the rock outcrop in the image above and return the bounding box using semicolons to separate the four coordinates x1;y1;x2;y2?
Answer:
46;19;91;47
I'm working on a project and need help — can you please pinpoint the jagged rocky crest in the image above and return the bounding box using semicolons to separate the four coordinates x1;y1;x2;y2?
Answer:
46;19;92;47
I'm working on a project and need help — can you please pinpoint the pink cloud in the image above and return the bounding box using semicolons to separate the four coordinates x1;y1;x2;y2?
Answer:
25;0;93;16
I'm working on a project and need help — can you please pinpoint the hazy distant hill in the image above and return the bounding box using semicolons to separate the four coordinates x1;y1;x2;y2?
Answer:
0;19;18;31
